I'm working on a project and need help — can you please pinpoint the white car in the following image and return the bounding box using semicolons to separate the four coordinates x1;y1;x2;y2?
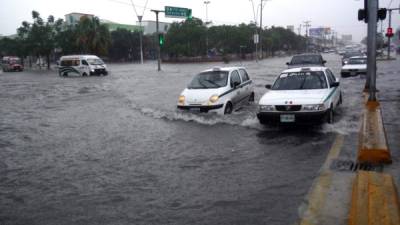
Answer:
257;67;342;124
340;56;367;77
177;67;254;114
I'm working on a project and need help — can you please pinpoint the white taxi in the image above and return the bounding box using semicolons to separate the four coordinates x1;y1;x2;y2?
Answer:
177;67;254;114
257;67;342;124
340;56;367;77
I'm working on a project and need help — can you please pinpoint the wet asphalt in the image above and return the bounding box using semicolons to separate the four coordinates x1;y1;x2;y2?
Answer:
0;54;390;225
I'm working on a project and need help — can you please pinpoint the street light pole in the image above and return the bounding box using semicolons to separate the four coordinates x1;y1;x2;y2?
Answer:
259;0;268;59
204;1;210;56
138;16;144;64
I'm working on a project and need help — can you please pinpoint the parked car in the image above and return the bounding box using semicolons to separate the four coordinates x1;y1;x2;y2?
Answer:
1;56;24;72
341;56;367;77
286;54;326;68
177;67;254;115
341;51;364;65
58;55;108;76
257;67;342;125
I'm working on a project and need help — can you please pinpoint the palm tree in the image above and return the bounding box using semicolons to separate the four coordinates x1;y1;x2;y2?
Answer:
76;17;111;56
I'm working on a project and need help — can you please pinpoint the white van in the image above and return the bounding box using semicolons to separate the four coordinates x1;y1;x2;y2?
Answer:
58;55;108;76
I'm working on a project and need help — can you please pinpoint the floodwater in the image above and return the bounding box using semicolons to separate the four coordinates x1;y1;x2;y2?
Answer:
0;54;367;225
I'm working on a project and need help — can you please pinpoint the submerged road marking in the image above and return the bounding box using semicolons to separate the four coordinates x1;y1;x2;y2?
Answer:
300;134;344;225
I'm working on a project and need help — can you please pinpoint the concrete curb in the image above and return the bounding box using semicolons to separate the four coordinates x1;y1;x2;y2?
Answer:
349;171;400;225
357;101;392;164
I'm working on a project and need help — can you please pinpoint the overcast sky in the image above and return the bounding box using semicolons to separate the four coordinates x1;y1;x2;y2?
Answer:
1;0;399;41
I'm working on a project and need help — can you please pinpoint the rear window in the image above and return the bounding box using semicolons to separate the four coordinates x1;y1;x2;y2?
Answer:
60;59;80;66
290;55;322;65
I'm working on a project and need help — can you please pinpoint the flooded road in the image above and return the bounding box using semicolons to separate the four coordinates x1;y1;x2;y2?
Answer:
0;54;369;225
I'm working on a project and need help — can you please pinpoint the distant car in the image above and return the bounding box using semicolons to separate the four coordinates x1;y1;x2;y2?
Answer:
1;56;24;72
341;51;364;65
58;55;108;77
177;67;254;115
257;67;342;125
341;56;367;77
286;54;326;68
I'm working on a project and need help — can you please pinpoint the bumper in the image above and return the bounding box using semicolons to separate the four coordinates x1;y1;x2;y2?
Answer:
257;111;328;125
90;69;108;75
177;104;224;112
341;70;366;77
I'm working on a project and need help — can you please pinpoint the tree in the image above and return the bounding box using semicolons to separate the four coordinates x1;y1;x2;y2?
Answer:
109;28;140;61
75;17;111;56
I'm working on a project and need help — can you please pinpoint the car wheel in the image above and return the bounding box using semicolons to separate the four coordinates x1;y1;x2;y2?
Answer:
63;72;68;77
339;93;343;105
82;73;88;76
224;102;233;115
249;92;255;102
327;105;334;124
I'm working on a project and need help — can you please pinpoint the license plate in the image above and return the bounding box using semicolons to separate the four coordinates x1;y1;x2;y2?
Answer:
350;71;356;76
280;114;295;123
190;107;201;112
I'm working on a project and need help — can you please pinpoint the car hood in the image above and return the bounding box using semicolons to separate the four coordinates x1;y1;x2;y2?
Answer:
259;89;329;105
342;64;366;70
181;88;225;104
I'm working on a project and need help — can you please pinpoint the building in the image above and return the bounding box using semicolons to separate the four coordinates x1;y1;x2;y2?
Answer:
101;20;142;32
65;12;94;25
341;34;353;42
137;20;171;35
286;25;295;33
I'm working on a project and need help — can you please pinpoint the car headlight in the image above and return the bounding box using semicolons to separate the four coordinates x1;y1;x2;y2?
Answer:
259;105;275;111
344;60;348;64
178;95;185;105
209;95;219;104
302;104;325;111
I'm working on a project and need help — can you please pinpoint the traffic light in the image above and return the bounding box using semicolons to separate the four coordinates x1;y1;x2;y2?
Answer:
386;27;394;37
158;33;165;46
186;9;192;20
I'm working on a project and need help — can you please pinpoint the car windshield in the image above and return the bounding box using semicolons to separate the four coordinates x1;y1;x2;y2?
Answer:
348;58;367;65
188;71;229;89
272;71;328;90
290;55;322;65
87;58;104;65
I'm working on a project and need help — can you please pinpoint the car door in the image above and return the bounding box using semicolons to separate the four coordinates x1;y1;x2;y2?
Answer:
81;60;90;75
229;70;242;105
326;69;340;107
239;69;251;100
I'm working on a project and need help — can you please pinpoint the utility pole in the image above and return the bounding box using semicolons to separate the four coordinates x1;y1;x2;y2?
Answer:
151;9;164;71
303;21;311;52
298;24;302;36
366;0;378;101
204;1;210;56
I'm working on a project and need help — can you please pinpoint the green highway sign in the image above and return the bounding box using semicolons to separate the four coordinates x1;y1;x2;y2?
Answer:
165;6;192;18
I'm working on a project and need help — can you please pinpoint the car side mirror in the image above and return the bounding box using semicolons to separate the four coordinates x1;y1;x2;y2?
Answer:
265;84;272;89
322;60;327;64
233;81;240;88
331;82;340;87
286;62;290;66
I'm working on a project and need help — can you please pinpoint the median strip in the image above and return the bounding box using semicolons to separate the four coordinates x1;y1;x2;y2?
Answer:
358;101;391;164
349;171;400;225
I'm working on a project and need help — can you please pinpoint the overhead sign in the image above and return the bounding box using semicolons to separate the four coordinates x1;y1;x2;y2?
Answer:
165;6;191;18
